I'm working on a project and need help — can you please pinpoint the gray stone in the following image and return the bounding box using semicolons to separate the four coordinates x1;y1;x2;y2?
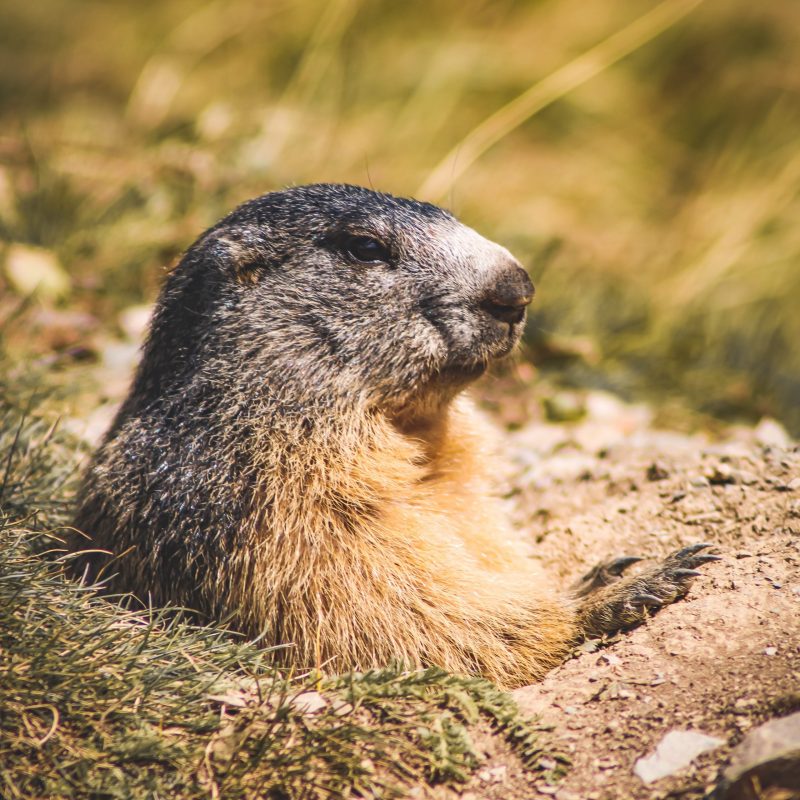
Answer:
634;729;725;784
715;711;800;799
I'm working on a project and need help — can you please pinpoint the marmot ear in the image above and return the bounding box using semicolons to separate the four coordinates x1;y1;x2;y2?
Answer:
202;226;272;285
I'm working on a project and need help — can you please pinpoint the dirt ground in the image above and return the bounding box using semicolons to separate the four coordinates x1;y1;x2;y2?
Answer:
442;390;800;800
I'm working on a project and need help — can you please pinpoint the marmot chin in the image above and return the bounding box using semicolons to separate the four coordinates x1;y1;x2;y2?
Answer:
73;184;718;688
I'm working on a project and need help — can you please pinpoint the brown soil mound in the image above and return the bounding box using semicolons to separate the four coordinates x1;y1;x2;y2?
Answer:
452;394;800;799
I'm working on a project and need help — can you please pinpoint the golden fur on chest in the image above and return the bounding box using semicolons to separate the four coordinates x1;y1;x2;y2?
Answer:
218;398;575;688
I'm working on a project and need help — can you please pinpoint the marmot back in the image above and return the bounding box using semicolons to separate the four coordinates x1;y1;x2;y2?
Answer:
73;183;717;688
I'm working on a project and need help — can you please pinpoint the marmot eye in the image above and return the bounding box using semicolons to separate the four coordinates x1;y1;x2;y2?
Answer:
343;235;391;264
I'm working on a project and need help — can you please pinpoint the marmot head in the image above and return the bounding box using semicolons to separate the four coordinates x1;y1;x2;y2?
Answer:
144;184;533;421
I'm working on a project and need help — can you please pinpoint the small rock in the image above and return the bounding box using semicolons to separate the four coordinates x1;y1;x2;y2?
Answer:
543;392;585;423
634;729;725;784
118;304;154;342
289;690;328;714
207;688;252;708
647;461;670;481
595;757;618;770
485;765;506;783
716;711;800;799
737;470;759;486
705;463;737;485
764;646;777;656
605;680;636;700
360;757;375;774
4;243;71;301
755;418;792;450
101;341;141;373
592;393;653;433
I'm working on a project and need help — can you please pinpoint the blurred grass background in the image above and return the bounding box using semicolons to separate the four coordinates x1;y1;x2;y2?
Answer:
0;0;799;433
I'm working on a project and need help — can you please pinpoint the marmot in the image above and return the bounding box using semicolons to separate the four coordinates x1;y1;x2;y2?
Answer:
72;184;718;689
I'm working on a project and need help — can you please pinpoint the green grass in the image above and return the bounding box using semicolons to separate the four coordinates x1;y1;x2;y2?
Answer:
0;380;555;799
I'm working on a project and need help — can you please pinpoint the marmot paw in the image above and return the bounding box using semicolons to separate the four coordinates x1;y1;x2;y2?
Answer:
577;542;722;638
571;554;645;598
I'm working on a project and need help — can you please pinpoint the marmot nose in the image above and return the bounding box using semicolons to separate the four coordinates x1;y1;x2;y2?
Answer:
480;266;535;325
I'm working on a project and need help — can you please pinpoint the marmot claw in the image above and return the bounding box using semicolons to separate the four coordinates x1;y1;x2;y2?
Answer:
577;542;722;638
572;555;645;598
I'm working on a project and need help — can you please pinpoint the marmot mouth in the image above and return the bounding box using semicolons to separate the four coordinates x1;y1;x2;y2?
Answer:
492;329;520;358
436;360;488;383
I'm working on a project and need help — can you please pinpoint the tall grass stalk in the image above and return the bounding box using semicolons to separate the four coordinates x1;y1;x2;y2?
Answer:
417;0;705;202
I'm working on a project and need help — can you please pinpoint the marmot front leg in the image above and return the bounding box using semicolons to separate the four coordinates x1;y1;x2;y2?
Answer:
574;543;721;639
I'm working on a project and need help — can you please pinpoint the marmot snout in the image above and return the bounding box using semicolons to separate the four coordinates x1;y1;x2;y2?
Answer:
71;183;715;689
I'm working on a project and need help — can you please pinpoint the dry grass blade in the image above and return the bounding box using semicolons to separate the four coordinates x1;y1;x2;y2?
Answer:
417;0;705;202
280;0;361;107
126;1;284;128
663;150;800;308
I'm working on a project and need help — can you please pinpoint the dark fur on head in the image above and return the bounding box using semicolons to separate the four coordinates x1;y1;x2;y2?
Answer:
124;183;530;426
